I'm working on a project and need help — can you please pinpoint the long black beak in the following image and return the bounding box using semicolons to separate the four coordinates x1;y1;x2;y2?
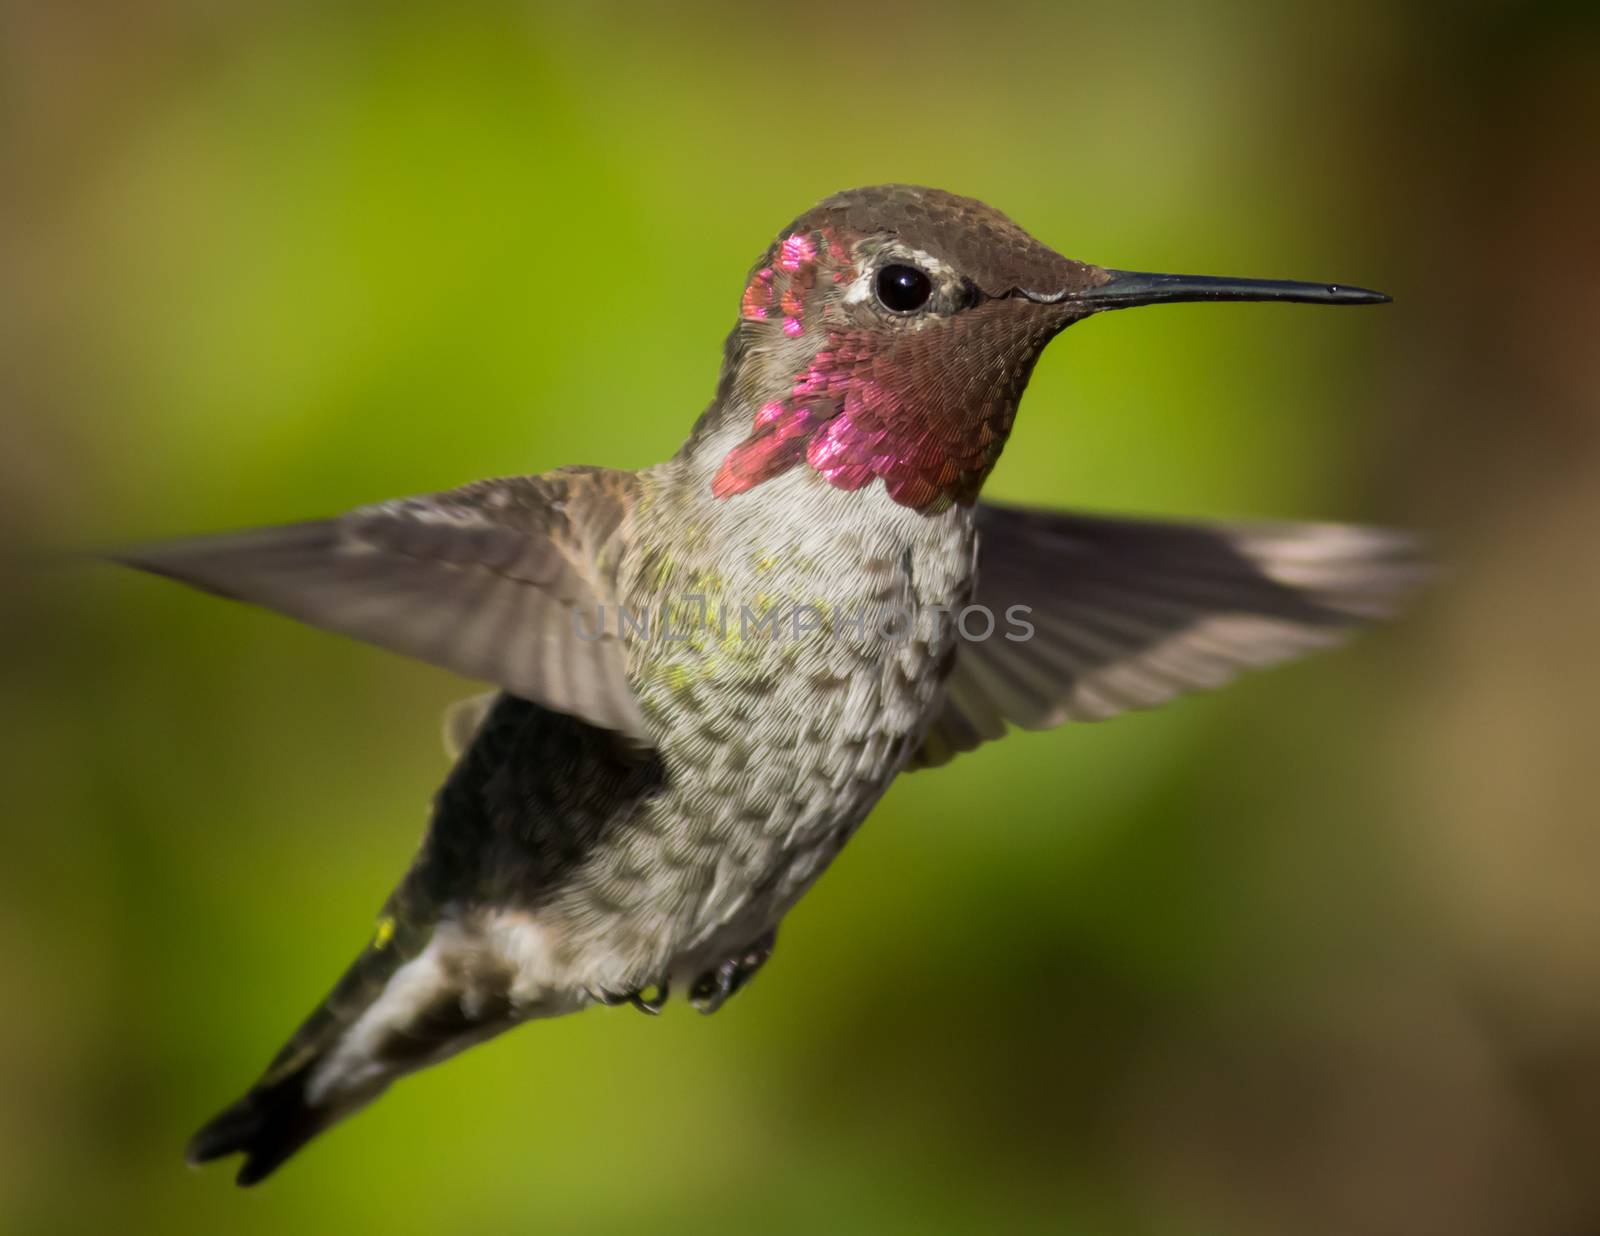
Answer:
1065;269;1390;309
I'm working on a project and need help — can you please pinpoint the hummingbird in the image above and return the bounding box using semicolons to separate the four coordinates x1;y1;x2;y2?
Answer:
114;185;1422;1185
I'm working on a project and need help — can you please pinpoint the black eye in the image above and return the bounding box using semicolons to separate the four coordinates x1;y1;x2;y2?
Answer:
874;264;933;313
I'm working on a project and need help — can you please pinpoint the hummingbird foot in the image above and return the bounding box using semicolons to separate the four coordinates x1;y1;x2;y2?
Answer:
595;982;669;1015
689;929;777;1014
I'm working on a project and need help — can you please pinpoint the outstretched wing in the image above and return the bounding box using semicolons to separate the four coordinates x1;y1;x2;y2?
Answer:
913;502;1428;768
113;468;650;743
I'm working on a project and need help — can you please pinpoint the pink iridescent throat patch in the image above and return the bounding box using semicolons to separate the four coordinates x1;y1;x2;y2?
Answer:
714;230;1017;511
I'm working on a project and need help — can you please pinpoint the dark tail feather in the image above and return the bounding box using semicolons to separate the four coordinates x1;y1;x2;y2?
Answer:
187;1066;342;1187
188;701;542;1185
187;912;424;1186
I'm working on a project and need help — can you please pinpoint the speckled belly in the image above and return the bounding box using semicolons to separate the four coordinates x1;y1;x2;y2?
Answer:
658;629;948;982
539;483;977;997
557;598;952;991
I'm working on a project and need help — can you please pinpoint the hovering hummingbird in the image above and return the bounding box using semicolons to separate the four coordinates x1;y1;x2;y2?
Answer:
115;185;1421;1185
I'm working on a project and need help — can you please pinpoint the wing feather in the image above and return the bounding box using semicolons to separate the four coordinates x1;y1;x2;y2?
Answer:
113;470;650;743
911;502;1428;768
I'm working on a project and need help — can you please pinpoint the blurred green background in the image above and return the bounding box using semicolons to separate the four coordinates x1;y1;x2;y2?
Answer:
3;2;1599;1233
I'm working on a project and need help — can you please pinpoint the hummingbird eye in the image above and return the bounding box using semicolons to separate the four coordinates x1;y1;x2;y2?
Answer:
874;264;933;313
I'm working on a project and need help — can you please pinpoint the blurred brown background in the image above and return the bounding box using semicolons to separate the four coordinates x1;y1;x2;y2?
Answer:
2;2;1599;1233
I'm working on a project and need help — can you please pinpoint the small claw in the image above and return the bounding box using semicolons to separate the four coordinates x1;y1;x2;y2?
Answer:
690;930;776;1014
595;981;669;1015
689;964;733;1015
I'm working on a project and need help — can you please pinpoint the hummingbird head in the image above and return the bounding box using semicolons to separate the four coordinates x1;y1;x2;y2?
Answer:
707;184;1387;511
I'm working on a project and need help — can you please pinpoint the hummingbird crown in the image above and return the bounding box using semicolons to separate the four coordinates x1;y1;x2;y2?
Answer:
710;184;1105;511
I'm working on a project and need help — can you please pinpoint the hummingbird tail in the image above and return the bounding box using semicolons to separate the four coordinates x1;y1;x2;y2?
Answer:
187;896;529;1186
186;1063;333;1187
186;931;409;1186
190;696;590;1186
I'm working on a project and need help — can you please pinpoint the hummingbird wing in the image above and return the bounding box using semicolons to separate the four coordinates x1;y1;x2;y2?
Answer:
912;503;1428;768
112;468;650;743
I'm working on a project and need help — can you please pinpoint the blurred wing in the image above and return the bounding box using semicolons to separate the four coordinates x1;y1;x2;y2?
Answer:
912;502;1428;768
113;470;650;743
